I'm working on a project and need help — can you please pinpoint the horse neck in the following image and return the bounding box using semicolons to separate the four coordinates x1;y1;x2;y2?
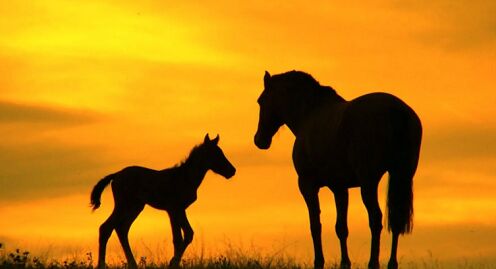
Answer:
282;87;345;135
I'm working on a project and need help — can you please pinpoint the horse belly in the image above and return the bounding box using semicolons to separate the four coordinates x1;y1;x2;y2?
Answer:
294;140;356;189
321;159;360;189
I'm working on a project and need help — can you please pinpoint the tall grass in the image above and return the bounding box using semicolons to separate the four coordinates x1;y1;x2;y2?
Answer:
1;243;494;269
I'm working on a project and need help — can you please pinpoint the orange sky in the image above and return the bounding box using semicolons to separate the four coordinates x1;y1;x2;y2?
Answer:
1;0;495;266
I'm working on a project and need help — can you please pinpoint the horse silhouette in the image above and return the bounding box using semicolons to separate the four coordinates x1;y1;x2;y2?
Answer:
254;71;422;269
90;134;236;269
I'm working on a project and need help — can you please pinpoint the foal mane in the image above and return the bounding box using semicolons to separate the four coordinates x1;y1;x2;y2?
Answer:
174;143;206;169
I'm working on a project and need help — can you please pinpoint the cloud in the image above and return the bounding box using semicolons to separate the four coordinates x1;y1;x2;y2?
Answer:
0;142;109;202
0;101;108;202
422;125;496;161
0;100;100;127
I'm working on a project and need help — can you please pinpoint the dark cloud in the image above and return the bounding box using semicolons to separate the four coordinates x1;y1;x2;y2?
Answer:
0;100;100;126
0;102;109;201
422;125;496;161
0;142;110;202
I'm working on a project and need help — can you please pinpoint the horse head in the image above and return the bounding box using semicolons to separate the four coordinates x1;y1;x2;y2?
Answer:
254;71;284;149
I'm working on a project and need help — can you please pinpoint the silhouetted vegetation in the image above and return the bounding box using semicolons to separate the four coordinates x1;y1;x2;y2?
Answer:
0;247;93;269
0;245;303;269
1;244;494;269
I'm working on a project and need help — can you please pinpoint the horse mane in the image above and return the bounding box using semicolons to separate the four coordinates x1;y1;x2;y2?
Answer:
273;70;345;104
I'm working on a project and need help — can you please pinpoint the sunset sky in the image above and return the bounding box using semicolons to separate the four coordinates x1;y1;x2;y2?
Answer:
1;0;495;266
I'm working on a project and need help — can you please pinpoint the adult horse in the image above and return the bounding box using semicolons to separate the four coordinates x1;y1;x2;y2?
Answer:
254;71;422;269
91;134;236;269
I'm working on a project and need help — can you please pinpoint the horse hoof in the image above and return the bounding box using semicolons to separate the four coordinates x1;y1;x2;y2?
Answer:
388;260;398;269
313;261;324;269
368;261;380;269
97;262;107;269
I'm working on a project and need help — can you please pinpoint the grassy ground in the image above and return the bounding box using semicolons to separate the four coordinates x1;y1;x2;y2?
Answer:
0;247;304;269
0;244;494;269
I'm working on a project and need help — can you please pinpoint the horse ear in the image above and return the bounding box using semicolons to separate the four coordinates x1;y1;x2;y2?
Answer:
212;134;219;145
264;71;271;86
204;133;210;143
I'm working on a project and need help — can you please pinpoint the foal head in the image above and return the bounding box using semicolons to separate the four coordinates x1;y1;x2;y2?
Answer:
196;134;236;179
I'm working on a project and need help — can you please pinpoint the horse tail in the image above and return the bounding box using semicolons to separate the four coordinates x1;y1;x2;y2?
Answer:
90;173;115;211
387;108;422;235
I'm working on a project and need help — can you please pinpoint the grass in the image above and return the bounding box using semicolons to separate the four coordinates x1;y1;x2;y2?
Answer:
0;243;306;269
0;249;304;269
1;243;494;269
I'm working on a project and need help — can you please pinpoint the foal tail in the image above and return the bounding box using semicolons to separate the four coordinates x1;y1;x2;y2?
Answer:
90;173;114;211
387;109;422;235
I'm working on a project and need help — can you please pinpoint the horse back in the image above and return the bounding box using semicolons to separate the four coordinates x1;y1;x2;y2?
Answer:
342;92;421;176
293;92;421;188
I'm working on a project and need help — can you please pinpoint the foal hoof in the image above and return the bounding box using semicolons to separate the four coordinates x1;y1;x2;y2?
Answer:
168;258;181;269
340;260;351;269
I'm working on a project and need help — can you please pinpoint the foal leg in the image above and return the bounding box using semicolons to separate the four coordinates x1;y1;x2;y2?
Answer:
168;210;194;268
361;184;383;269
115;204;144;269
98;210;118;269
334;189;351;269
179;211;194;253
300;182;324;269
168;211;185;268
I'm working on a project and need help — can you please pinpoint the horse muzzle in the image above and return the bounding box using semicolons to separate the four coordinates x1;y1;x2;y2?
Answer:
254;133;272;149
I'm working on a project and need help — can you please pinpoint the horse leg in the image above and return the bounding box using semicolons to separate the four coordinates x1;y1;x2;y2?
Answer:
333;189;351;269
115;204;144;269
300;182;324;269
361;184;383;269
168;211;184;268
387;232;400;269
98;210;118;269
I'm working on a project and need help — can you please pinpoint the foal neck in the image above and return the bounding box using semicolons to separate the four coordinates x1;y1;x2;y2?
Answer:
182;153;209;189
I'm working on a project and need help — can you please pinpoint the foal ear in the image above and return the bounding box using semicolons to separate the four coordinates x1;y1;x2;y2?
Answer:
204;133;211;143
264;71;271;86
212;134;220;145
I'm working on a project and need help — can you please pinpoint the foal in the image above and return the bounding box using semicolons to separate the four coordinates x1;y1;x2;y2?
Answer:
90;134;236;269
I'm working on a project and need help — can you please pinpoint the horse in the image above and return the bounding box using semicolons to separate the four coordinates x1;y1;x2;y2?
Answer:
254;71;422;269
90;134;236;269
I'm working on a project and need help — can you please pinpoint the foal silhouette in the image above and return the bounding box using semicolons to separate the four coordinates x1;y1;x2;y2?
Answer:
90;134;236;269
254;71;422;269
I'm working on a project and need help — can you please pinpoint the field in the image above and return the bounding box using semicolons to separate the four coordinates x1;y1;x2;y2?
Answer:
1;244;494;269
